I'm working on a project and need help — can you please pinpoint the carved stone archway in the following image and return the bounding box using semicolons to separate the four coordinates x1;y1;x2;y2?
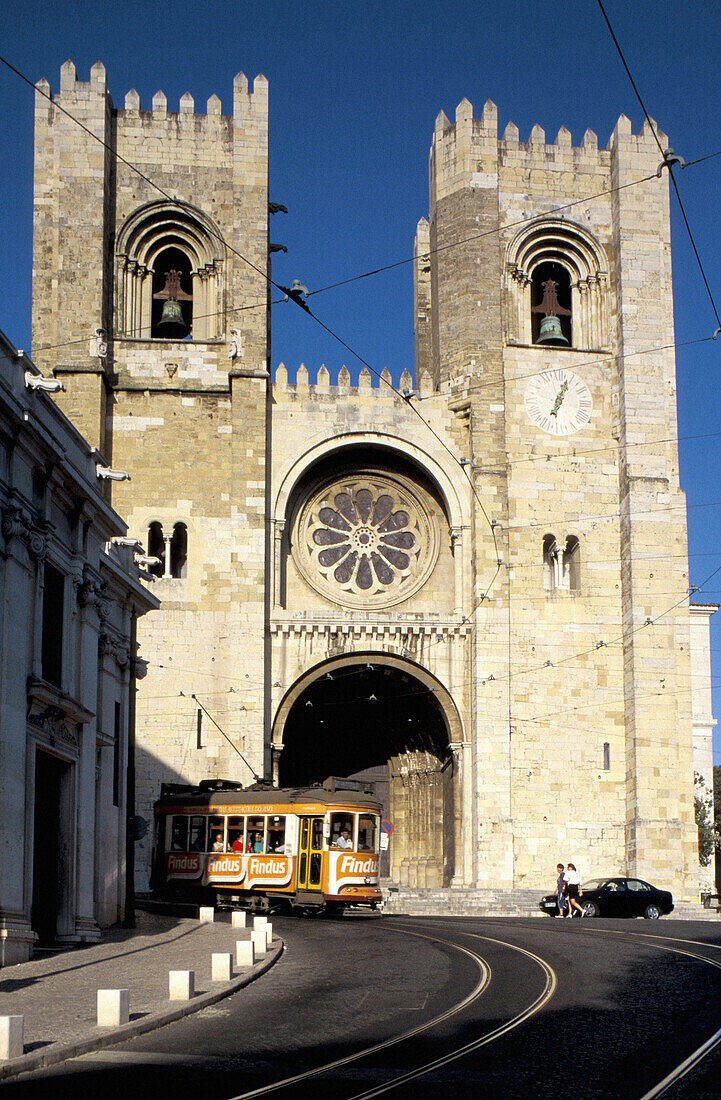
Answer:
272;654;463;887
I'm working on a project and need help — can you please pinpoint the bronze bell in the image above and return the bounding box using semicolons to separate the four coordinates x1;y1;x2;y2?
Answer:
157;298;186;332
536;314;569;346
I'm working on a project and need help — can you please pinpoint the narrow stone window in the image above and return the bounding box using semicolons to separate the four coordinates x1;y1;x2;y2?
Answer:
542;534;558;591
603;743;610;771
562;535;581;592
543;534;580;593
170;522;188;579
147;522;165;578
41;561;65;687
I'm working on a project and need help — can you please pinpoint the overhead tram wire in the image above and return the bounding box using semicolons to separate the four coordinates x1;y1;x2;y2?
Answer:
137;552;719;723
8;48;720;402
184;692;261;782
5;55;715;630
8;50;716;362
595;0;721;331
0;51;501;602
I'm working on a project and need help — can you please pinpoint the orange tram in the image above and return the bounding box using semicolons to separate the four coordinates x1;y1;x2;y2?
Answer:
151;779;383;915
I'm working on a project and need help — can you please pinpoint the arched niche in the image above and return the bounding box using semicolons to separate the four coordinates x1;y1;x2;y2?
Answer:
115;200;225;341
271;653;464;886
506;217;610;349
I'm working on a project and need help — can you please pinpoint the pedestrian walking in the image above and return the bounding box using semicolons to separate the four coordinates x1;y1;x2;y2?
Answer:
565;862;585;917
554;863;568;917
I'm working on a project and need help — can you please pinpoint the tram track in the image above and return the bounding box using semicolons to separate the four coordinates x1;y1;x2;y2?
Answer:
344;926;557;1099
411;917;721;1099
579;925;721;1099
227;921;557;1099
226;926;492;1099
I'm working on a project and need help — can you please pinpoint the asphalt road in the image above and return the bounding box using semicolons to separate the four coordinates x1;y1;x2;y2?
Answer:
3;913;721;1099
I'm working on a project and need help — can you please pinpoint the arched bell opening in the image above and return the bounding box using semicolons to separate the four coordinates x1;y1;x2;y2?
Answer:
151;246;193;338
274;656;459;887
531;260;572;345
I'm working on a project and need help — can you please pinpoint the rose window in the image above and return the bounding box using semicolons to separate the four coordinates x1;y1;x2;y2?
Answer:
295;475;438;608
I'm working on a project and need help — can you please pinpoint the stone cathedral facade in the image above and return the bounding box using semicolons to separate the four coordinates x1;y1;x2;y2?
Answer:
31;61;715;906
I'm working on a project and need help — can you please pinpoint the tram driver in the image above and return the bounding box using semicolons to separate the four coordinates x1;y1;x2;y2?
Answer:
333;827;353;850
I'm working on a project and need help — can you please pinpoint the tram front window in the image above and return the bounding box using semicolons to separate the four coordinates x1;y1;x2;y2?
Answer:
248;816;265;853
170;816;188;851
330;813;354;848
358;814;378;851
267;815;286;853
188;816;206;851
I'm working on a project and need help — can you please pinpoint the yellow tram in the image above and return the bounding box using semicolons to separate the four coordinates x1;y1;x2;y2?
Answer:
151;779;383;914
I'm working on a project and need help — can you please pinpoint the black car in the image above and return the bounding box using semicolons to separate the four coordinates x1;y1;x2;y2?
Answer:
539;876;674;919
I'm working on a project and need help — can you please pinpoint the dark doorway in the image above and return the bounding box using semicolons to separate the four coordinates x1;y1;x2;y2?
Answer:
32;750;67;945
278;661;454;886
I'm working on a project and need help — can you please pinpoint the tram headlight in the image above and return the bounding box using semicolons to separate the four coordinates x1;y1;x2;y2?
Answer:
364;876;371;885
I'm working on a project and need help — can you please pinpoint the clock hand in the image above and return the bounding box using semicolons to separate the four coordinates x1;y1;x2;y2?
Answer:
550;379;569;417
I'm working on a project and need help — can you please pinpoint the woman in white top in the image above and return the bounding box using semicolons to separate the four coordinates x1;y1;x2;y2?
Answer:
564;863;585;917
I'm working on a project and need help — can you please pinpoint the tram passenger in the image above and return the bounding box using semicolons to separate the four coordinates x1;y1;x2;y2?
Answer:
229;829;245;852
249;832;264;853
268;829;287;852
211;832;224;852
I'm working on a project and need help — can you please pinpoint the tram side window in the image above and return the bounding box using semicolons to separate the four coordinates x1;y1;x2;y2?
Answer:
209;815;225;852
267;815;287;853
247;816;265;853
228;816;245;852
170;816;188;851
358;814;377;851
189;816;207;851
330;813;354;849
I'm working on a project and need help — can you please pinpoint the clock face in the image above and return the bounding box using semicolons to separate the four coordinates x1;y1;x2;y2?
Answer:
524;369;592;436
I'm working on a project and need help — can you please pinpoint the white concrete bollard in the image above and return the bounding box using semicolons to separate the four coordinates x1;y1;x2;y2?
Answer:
169;970;195;1000
0;1016;24;1060
231;910;246;929
198;906;215;923
236;939;255;968
251;928;267;957
252;915;268;929
211;953;234;981
97;989;130;1027
264;924;273;950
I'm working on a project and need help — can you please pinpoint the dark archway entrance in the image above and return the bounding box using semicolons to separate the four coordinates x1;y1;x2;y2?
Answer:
32;750;68;944
277;659;456;887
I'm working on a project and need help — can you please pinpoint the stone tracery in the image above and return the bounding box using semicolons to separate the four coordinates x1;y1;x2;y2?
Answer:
296;474;438;608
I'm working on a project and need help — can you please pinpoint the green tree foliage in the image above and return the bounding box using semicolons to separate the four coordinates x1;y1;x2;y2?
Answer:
694;771;721;867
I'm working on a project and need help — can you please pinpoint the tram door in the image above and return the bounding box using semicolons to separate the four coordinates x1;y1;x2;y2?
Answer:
298;816;323;891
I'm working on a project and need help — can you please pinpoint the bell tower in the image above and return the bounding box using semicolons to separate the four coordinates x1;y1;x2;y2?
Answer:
414;99;700;896
32;60;269;452
32;62;271;886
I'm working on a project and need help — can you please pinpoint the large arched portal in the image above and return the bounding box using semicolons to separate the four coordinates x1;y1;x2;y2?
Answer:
274;657;458;887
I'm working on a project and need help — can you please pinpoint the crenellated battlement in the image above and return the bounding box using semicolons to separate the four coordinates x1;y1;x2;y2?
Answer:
430;97;668;205
273;364;435;401
36;60;267;125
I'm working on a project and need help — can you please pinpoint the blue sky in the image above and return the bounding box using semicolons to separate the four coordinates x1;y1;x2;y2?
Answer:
2;1;721;758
